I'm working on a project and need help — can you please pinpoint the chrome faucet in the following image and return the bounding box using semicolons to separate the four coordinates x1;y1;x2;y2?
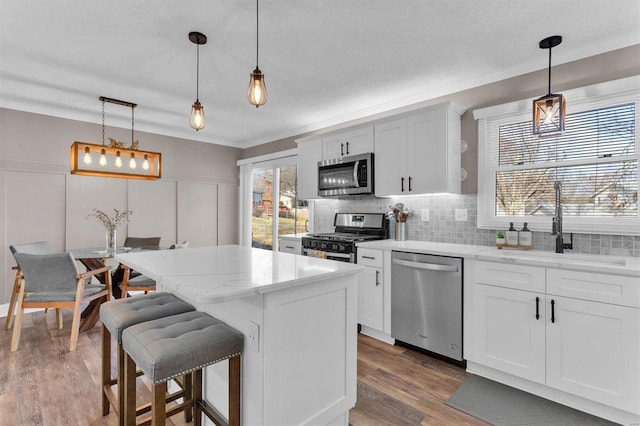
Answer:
551;181;572;253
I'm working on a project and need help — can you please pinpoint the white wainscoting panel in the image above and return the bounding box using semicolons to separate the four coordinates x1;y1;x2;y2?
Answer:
177;181;218;247
127;180;178;246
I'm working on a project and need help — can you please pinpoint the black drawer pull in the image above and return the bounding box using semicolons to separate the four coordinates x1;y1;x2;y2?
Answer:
362;255;376;260
340;143;344;156
535;296;540;320
401;177;405;192
551;299;555;323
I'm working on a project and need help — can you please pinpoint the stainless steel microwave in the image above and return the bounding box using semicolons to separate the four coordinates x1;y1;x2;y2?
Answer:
317;152;374;197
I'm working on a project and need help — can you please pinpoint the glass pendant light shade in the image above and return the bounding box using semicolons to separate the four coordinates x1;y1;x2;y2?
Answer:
533;35;565;136
248;67;267;107
189;100;206;131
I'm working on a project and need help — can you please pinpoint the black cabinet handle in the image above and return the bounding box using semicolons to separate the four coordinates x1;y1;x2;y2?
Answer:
346;141;350;155
340;143;344;156
401;177;405;192
535;297;540;320
409;176;412;192
375;270;380;286
362;255;376;260
551;299;555;323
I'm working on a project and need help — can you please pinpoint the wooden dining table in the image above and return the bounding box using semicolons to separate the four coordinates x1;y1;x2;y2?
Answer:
69;246;160;331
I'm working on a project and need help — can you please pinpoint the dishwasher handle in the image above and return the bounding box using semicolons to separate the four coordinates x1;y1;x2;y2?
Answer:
392;258;459;272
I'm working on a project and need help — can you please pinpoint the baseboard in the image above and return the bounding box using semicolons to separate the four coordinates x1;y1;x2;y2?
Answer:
359;325;395;345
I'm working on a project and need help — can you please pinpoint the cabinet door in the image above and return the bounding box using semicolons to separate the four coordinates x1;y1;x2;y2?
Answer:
374;118;407;196
472;284;545;383
546;296;640;413
322;126;374;159
297;139;322;200
407;108;447;193
359;266;384;331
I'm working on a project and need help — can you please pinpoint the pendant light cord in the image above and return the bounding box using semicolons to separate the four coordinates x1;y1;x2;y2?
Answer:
196;42;200;101
131;105;135;145
547;46;552;95
101;99;105;146
256;0;259;68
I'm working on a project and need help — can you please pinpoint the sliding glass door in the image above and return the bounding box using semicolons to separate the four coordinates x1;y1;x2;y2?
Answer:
251;161;308;250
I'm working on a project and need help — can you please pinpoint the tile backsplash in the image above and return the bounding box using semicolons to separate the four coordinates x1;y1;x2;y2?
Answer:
313;194;640;258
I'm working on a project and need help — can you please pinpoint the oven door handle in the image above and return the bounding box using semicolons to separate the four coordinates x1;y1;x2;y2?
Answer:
303;249;352;260
353;160;360;188
392;258;459;272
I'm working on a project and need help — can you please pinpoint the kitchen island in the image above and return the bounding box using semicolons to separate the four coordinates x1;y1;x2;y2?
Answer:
115;245;363;425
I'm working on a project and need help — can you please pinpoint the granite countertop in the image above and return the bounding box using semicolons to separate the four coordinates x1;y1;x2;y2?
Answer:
115;245;363;304
356;240;640;277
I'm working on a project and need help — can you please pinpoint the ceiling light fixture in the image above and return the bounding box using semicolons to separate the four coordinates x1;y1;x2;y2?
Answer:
247;0;267;107
188;31;207;131
70;96;162;180
533;35;565;136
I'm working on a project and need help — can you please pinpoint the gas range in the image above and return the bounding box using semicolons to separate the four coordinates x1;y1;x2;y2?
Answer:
302;213;389;263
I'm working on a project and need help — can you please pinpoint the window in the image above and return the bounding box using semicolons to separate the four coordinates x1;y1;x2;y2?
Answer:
475;76;639;235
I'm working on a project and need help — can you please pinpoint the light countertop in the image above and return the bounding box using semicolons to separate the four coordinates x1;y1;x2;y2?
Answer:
115;245;363;304
357;240;640;277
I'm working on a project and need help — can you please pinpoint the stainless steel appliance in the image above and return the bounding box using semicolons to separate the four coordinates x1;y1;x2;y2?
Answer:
301;213;388;263
317;153;374;197
391;251;463;361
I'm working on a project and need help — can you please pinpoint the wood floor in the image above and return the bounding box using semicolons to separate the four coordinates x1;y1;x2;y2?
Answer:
0;310;487;425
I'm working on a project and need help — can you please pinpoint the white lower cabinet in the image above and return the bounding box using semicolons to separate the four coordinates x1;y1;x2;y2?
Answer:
545;295;639;413
278;236;302;255
473;284;545;383
357;248;384;332
469;260;640;421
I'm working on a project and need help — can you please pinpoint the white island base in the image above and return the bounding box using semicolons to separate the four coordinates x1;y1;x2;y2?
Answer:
116;246;362;425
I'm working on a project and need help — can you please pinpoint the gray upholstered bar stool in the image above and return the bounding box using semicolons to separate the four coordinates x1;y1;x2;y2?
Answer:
122;310;244;426
99;292;195;424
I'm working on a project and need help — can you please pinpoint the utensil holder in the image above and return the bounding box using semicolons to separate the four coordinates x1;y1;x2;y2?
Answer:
395;222;406;241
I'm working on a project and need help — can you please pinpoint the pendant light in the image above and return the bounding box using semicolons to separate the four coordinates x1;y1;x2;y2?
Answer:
189;31;207;131
533;35;565;136
247;0;267;107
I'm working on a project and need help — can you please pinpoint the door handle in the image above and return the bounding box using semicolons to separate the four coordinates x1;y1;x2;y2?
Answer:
401;177;405;192
551;299;555;323
346;141;350;155
535;296;540;320
375;270;380;286
409;176;412;192
340;143;344;156
392;258;459;272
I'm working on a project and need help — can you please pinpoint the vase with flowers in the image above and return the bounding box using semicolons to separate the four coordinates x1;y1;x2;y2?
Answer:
88;209;133;254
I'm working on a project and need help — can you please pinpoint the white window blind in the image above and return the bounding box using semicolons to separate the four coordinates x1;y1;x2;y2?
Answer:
474;76;640;235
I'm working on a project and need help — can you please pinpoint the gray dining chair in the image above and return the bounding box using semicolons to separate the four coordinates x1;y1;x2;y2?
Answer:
11;252;112;352
6;241;52;330
120;240;188;296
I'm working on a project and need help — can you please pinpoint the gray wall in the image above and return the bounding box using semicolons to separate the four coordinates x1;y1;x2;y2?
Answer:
241;44;640;195
0;107;242;304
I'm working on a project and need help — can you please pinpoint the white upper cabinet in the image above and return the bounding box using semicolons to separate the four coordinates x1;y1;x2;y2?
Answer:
374;101;464;197
322;126;374;159
296;137;322;200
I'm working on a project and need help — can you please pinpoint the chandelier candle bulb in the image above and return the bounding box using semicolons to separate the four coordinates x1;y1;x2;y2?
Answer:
129;153;136;169
114;151;123;168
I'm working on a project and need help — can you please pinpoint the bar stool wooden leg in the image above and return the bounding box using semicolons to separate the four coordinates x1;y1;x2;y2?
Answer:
152;382;167;426
183;373;193;422
124;351;137;426
229;355;241;426
101;324;111;416
193;369;203;426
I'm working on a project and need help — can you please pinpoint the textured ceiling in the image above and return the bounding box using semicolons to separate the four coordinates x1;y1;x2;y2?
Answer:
1;0;638;148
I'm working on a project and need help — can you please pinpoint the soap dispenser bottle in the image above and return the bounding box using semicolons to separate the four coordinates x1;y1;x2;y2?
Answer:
506;222;519;246
519;222;532;247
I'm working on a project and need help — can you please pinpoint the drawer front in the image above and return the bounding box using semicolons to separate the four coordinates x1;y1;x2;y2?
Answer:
474;261;545;293
279;239;302;255
357;248;383;267
547;269;640;308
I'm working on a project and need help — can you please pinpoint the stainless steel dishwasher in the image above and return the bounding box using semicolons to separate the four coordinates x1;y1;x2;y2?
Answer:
391;251;463;361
